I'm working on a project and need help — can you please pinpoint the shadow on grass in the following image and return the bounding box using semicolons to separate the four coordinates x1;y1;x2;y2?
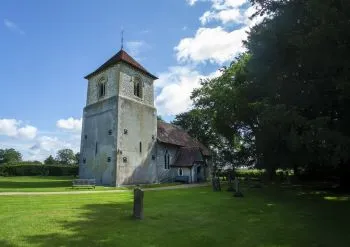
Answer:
21;186;350;247
0;180;71;189
24;201;138;247
0;240;16;247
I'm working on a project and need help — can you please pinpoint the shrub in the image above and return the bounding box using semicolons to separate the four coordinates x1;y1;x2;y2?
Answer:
0;163;78;176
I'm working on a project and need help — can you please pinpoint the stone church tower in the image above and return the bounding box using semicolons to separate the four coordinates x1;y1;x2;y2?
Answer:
79;49;158;186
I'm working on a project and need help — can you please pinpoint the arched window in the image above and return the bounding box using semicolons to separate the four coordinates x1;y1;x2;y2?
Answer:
178;168;183;176
164;150;170;169
98;82;106;98
98;77;107;98
134;77;142;98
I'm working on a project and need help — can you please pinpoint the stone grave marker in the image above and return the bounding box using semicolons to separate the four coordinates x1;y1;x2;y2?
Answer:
133;187;144;220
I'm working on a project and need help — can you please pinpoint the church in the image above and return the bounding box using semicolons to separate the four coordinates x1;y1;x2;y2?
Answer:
79;49;211;186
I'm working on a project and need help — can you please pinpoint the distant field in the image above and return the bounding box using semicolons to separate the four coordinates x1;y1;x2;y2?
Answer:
0;185;349;247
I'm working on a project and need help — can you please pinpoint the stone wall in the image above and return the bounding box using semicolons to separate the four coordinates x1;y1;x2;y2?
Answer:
86;65;119;106
79;96;118;185
116;96;157;184
156;143;179;182
119;63;154;106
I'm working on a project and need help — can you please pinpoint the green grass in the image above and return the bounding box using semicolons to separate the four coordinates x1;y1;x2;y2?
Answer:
0;176;116;192
0;176;183;192
0;184;350;247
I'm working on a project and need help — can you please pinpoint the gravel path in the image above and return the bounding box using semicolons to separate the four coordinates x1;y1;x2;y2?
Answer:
0;183;209;196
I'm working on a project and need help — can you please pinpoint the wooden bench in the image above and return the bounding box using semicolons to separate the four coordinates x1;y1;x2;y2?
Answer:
72;179;96;188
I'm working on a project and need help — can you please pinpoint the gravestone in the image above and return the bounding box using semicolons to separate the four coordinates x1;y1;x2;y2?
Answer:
233;177;244;197
212;177;221;191
133;188;144;220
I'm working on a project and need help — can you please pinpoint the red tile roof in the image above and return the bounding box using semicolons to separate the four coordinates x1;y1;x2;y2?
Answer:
84;49;158;79
157;121;211;156
172;147;205;167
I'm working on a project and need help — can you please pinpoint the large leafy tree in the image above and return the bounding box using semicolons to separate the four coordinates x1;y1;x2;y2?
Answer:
55;149;76;165
190;54;259;171
246;0;350;183
44;155;56;165
0;148;22;164
189;0;350;186
172;108;238;171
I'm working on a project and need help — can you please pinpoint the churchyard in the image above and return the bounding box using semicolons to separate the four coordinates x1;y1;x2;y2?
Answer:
0;176;350;247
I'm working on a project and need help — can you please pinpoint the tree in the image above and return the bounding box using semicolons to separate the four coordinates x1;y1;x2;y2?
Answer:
157;115;164;121
185;0;350;187
0;148;22;164
44;155;56;165
246;0;350;185
75;152;80;165
56;149;76;165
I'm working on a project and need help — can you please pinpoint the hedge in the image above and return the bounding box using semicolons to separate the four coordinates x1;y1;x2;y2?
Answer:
219;169;294;181
0;163;78;176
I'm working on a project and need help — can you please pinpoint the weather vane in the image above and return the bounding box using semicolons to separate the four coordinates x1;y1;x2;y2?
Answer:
121;28;124;50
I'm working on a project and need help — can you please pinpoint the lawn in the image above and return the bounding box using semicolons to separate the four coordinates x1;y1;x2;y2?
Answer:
0;176;181;192
0;183;350;247
0;176;118;192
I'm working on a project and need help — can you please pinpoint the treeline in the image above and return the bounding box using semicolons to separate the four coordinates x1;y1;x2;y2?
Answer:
0;148;80;166
172;0;350;189
0;148;79;176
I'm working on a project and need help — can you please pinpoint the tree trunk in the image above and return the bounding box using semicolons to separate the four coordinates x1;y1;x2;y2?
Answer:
267;166;276;181
339;161;350;192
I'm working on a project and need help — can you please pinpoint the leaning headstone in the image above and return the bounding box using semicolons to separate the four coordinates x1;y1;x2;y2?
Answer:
212;177;221;191
133;188;144;220
233;177;244;197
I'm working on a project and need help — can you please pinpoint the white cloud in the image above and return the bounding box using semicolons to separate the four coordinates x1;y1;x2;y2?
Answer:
0;119;37;140
175;26;247;64
200;8;242;24
125;40;150;60
190;0;255;25
29;135;80;161
4;19;25;35
56;117;82;132
186;0;199;5
243;5;264;27
155;66;221;116
17;125;37;140
187;0;247;8
0;119;18;137
211;0;247;9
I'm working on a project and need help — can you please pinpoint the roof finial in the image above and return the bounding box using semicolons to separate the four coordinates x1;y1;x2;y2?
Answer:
121;27;124;50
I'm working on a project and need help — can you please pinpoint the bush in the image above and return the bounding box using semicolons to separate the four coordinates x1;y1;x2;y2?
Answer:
218;168;293;182
0;163;78;176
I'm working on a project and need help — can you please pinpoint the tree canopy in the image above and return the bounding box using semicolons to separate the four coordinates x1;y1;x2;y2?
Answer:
55;149;77;165
175;0;350;187
0;148;22;164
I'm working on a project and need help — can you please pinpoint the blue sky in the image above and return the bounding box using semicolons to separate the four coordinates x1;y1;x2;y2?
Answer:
0;0;258;160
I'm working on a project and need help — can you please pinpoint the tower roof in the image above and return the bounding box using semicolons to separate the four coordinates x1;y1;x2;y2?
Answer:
84;49;158;80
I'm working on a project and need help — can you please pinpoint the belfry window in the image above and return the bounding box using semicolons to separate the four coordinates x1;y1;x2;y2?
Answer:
134;77;142;98
99;82;106;98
